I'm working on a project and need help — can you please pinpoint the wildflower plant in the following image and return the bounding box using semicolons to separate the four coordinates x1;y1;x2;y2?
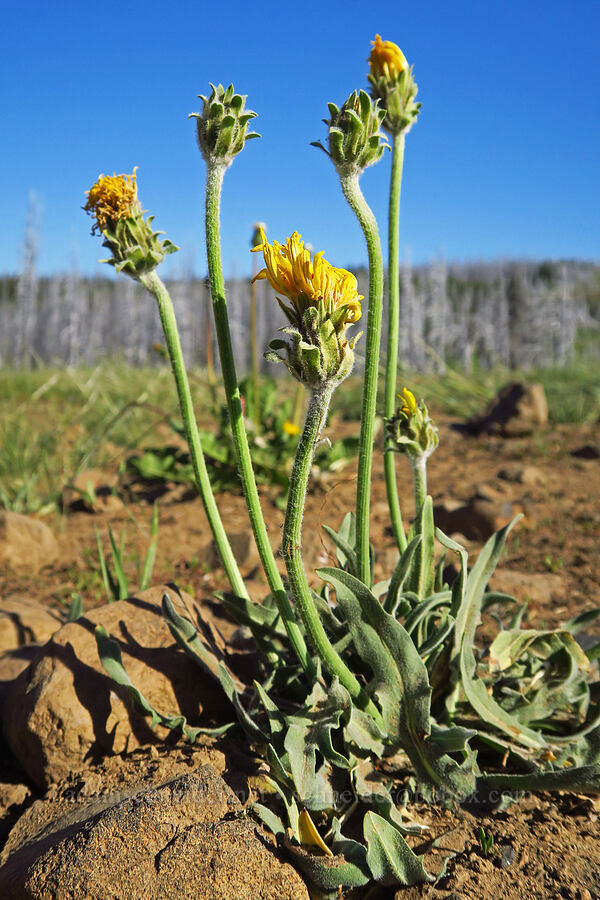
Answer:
87;39;600;898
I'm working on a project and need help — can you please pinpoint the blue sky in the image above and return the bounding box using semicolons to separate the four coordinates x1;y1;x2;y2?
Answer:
2;0;599;276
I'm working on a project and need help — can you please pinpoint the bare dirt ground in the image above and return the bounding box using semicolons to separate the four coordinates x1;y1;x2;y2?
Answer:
3;415;598;627
1;415;599;898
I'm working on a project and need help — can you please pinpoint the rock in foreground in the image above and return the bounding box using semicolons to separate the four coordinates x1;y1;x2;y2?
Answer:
3;585;226;788
0;765;308;900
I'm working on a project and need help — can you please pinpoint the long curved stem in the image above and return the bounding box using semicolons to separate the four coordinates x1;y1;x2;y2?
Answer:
384;134;408;553
283;384;384;725
139;270;247;599
339;171;384;587
204;162;315;679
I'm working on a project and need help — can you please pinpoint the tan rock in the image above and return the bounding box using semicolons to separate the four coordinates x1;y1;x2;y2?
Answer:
0;512;58;575
62;467;122;513
497;464;546;486
462;382;548;437
489;569;567;606
435;497;520;542
0;598;61;654
0;765;309;900
3;585;229;788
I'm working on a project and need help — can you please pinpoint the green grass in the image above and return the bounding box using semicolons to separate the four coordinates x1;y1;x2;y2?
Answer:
0;361;214;514
332;360;600;425
1;358;598;516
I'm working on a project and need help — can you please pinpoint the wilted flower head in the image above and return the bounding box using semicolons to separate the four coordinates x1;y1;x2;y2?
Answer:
252;229;362;387
84;168;177;278
84;169;139;236
368;34;408;81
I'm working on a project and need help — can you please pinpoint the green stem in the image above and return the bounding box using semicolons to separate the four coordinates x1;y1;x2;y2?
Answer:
283;384;384;725
139;270;247;599
204;162;315;679
339;171;384;587
250;256;260;426
411;455;428;514
384;134;408;553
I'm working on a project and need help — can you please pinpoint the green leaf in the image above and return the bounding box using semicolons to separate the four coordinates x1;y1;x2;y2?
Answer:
318;567;477;798
95;526;118;603
405;497;435;601
140;503;159;591
94;625;211;742
448;518;548;750
108;524;129;600
66;593;83;622
215;662;265;743
285;842;370;892
364;812;434;886
161;592;231;683
384;534;422;613
322;523;358;576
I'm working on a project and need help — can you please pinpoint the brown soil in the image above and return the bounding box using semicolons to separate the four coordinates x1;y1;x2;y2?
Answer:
1;415;599;898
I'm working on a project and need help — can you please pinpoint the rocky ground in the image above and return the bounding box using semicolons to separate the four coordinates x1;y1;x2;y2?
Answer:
0;403;598;898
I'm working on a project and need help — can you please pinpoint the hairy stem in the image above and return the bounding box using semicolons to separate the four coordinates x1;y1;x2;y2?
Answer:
384;134;408;552
411;455;428;514
339;170;384;587
140;270;247;599
250;254;260;425
204;162;315;678
283;384;384;724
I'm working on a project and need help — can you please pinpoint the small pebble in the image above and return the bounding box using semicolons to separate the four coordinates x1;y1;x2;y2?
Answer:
500;844;515;868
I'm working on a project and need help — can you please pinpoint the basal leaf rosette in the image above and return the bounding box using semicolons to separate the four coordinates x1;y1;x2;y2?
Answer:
84;168;178;277
368;34;421;135
191;83;260;167
253;228;363;387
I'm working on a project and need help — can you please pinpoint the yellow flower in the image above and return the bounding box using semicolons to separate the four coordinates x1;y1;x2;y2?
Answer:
368;34;408;81
282;420;301;436
84;168;138;235
252;228;362;327
399;387;418;417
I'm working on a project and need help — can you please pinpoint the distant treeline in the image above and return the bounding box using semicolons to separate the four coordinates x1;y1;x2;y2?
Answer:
1;259;598;371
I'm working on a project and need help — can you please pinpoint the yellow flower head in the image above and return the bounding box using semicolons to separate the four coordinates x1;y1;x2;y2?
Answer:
84;168;138;235
368;34;408;81
282;420;301;436
399;387;418;417
252;228;362;327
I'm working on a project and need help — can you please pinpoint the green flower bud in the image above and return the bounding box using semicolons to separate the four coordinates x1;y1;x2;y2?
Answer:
367;35;421;136
190;83;260;167
83;169;178;278
252;229;362;388
312;90;388;175
388;388;439;459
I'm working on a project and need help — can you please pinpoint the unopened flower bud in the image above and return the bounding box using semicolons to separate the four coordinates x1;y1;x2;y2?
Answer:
367;35;421;135
84;168;178;278
250;221;267;249
191;83;259;167
388;388;439;459
312;90;388;175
